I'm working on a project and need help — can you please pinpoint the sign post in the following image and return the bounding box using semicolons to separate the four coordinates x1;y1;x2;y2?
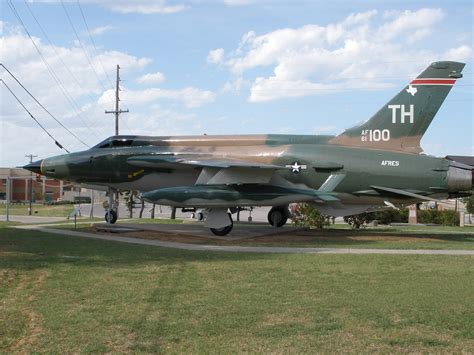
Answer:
5;177;10;222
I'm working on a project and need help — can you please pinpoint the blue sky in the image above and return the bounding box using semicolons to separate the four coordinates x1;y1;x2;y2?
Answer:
1;0;472;167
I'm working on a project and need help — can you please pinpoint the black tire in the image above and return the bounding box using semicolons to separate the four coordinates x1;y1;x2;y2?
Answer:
268;207;289;227
210;224;233;236
210;213;233;236
105;210;117;224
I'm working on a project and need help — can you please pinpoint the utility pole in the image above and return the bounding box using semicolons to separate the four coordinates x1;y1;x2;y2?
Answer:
105;65;129;135
25;154;37;216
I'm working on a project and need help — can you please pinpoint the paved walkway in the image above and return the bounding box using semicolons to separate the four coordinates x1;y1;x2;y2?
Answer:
1;215;68;223
14;225;474;256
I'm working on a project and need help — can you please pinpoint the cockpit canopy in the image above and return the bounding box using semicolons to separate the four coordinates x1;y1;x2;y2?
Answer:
92;136;150;149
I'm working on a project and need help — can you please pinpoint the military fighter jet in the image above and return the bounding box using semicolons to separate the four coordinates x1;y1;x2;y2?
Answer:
24;61;473;235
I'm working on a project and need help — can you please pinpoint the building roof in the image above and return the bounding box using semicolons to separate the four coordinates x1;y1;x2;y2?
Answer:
0;167;32;178
446;155;474;167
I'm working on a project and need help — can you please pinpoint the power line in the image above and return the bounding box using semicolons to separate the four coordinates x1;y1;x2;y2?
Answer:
22;0;99;105
1;63;90;148
1;79;70;153
7;0;100;141
60;0;109;93
76;0;114;88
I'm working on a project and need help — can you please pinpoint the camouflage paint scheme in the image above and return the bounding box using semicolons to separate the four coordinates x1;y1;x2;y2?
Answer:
25;61;472;222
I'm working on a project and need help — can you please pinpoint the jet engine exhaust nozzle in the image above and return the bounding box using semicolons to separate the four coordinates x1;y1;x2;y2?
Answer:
447;166;472;192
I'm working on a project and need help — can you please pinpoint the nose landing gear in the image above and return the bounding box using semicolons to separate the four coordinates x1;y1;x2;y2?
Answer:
104;189;118;224
105;210;118;224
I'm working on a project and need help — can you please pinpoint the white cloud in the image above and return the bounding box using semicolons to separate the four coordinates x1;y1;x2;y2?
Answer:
98;0;188;14
0;21;215;166
443;45;473;62
378;8;444;41
24;0;188;14
249;77;393;102
223;0;256;6
207;48;225;64
98;87;215;108
88;25;115;36
210;8;472;102
222;77;247;93
136;72;166;84
0;29;152;105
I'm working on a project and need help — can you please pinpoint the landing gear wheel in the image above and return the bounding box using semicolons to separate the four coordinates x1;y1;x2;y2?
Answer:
268;206;289;227
210;213;233;236
105;210;117;224
210;224;233;236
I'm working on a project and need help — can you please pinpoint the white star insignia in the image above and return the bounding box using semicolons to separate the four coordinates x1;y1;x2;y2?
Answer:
285;161;307;173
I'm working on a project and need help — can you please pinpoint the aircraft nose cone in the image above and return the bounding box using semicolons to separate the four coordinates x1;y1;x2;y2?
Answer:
23;159;43;175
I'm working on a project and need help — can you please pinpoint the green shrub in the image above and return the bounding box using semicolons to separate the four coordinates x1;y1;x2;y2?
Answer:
371;209;408;224
343;209;408;228
440;210;460;226
343;213;374;229
292;203;330;229
418;209;460;226
45;200;74;205
73;196;91;204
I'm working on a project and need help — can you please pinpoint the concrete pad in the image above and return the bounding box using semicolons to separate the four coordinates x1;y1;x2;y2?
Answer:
113;222;307;241
95;225;144;233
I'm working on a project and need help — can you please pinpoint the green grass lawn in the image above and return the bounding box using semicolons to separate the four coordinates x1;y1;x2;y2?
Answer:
0;203;76;217
1;227;473;353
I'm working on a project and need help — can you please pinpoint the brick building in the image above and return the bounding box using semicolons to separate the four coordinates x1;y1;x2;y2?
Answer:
0;167;74;202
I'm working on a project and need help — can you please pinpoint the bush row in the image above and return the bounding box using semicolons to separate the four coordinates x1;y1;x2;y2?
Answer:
344;208;460;228
293;204;461;229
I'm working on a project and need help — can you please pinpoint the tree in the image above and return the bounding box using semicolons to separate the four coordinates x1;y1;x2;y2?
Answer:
463;193;474;215
139;196;145;219
123;190;136;218
150;204;156;219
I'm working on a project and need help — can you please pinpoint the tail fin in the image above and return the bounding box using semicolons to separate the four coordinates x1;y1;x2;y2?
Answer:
330;61;465;153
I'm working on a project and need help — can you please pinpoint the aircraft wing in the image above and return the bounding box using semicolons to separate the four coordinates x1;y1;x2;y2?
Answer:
127;154;285;184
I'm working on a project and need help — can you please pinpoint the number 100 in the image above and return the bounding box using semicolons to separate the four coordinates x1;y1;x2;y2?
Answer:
369;129;390;142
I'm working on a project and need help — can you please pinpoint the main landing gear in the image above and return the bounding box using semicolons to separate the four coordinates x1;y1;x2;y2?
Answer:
210;213;233;236
201;208;234;236
267;206;290;227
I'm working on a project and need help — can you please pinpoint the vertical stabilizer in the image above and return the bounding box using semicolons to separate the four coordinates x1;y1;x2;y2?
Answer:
330;61;465;153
